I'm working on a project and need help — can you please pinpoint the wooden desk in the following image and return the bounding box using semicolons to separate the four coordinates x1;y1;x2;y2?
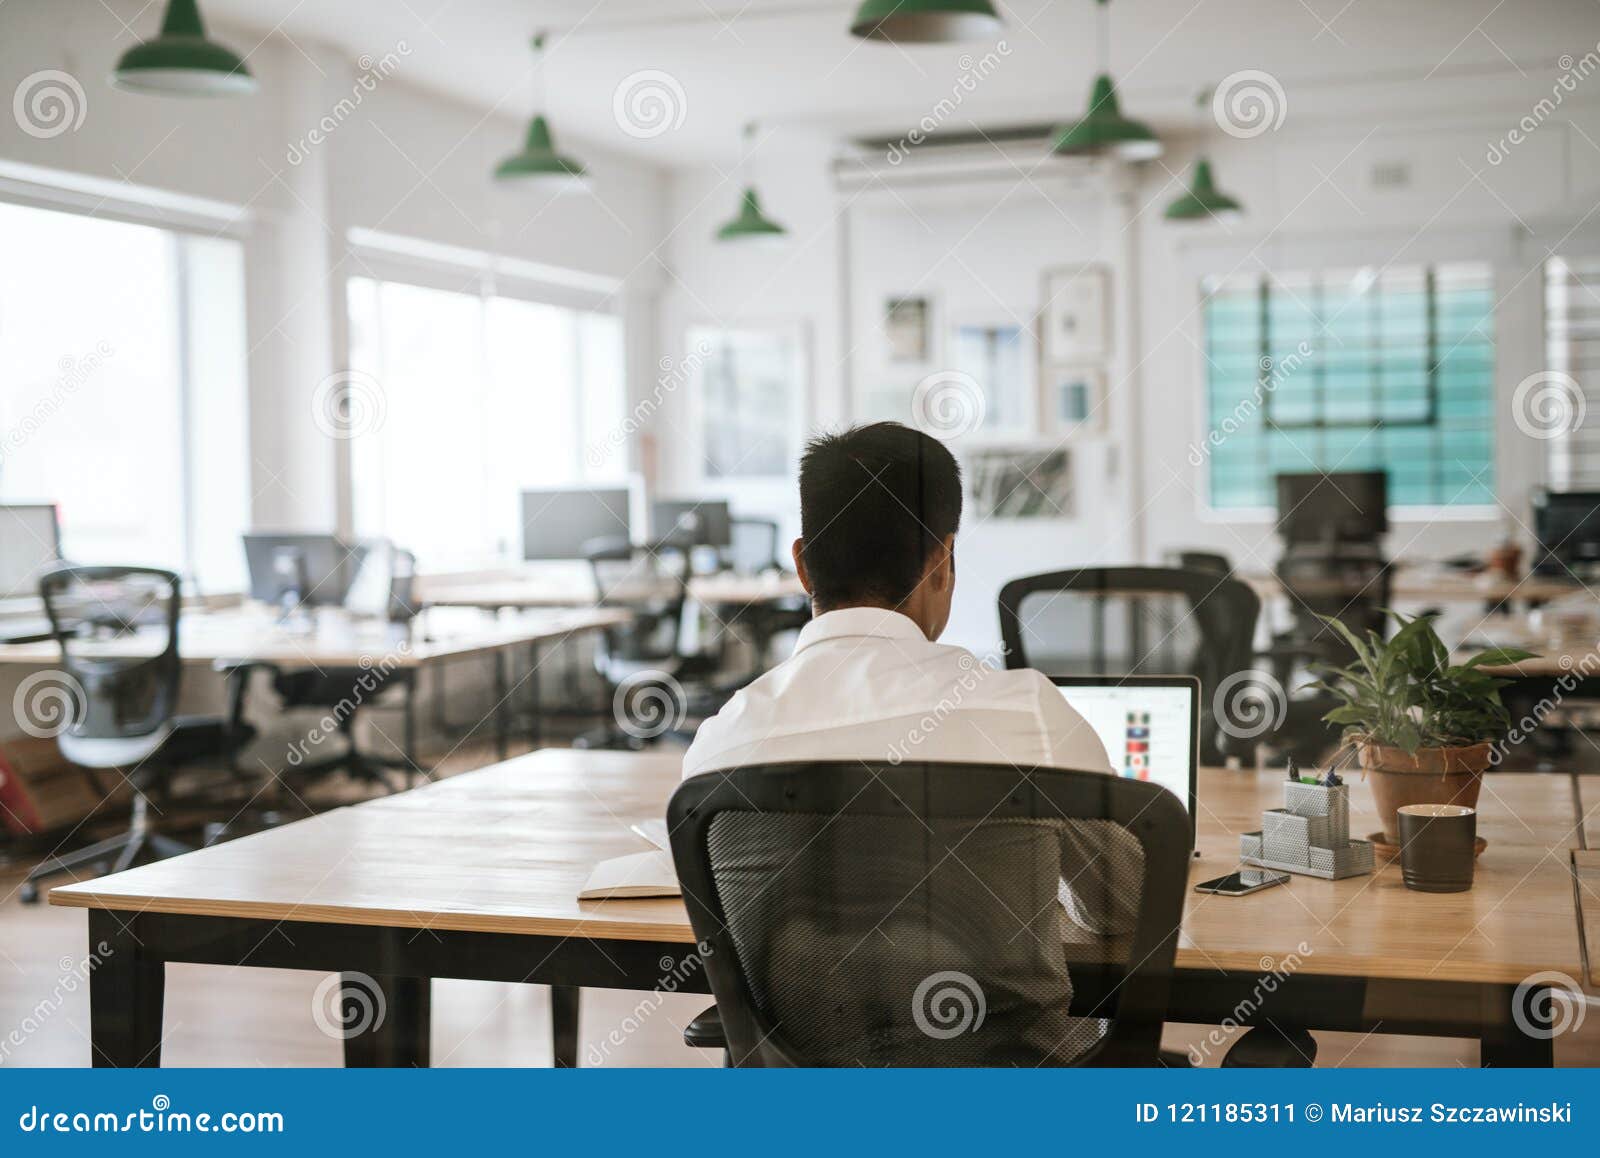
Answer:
1246;568;1588;607
419;573;807;611
53;753;1585;1067
0;607;631;762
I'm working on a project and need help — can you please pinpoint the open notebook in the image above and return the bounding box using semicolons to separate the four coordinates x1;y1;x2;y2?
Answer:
577;819;678;900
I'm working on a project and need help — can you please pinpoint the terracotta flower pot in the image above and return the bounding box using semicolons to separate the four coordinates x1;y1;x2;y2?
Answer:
1357;739;1493;844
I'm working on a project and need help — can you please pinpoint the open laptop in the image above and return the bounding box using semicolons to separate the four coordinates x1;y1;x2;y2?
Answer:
1051;675;1199;843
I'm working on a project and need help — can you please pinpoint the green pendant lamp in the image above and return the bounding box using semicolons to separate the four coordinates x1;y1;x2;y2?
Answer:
1050;0;1160;161
1165;90;1244;223
111;0;256;96
494;34;588;192
716;124;787;243
1165;158;1243;222
849;0;1004;43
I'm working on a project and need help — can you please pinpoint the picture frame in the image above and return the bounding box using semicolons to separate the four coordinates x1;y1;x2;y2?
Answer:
884;296;931;363
1040;365;1105;436
686;321;809;482
1041;267;1109;364
965;445;1074;520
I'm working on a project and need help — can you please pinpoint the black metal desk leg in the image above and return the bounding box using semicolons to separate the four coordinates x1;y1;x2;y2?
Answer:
342;975;431;1068
551;984;580;1068
528;642;543;751
88;910;164;1068
403;673;418;786
493;650;509;760
1481;982;1557;1067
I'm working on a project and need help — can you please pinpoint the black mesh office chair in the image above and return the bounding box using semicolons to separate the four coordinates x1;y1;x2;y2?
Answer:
575;538;724;749
18;565;256;903
997;567;1261;765
1176;551;1232;577
228;543;420;793
722;516;809;672
668;760;1190;1066
1260;548;1394;766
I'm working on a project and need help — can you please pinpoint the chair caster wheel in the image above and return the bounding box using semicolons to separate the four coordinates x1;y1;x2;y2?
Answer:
19;881;40;905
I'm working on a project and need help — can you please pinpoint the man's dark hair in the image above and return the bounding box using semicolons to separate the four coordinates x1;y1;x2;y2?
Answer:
798;421;962;610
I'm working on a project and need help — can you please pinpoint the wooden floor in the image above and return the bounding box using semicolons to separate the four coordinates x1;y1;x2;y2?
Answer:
2;738;1595;1068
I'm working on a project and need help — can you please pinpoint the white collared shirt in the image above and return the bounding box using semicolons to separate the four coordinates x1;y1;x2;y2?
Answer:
683;607;1112;779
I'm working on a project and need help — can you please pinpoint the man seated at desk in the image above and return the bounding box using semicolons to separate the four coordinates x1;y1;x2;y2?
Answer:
681;422;1137;1061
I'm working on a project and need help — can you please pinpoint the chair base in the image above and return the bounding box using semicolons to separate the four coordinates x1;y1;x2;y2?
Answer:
1221;1024;1318;1067
286;745;417;793
19;827;192;904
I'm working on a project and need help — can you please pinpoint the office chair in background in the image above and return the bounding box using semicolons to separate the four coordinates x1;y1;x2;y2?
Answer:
1258;548;1394;766
997;567;1261;765
724;516;810;672
19;565;256;903
225;543;421;794
668;759;1190;1066
574;538;725;750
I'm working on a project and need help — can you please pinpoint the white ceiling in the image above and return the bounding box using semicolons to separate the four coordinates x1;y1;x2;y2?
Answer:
195;0;1600;166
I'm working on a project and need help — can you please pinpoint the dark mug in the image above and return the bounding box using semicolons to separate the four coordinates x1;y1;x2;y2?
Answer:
1397;804;1477;893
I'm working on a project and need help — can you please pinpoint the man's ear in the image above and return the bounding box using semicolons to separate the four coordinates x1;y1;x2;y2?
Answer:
791;538;812;593
928;534;956;592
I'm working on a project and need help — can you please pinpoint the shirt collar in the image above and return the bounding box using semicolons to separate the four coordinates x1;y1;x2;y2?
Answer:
792;607;927;654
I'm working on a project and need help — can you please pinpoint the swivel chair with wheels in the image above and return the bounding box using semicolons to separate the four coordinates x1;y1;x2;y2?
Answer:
668;759;1191;1066
19;565;256;903
574;538;725;750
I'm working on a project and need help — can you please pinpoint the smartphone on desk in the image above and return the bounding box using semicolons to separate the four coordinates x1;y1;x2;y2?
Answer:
1194;869;1290;896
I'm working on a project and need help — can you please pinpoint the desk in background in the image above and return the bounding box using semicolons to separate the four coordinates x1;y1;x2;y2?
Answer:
1245;566;1589;609
0;606;631;763
417;570;807;611
53;750;1588;1068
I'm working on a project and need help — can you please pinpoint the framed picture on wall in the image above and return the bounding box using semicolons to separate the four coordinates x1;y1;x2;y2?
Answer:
884;296;931;363
966;446;1074;519
1041;267;1109;363
687;322;808;481
1040;366;1105;436
950;319;1030;434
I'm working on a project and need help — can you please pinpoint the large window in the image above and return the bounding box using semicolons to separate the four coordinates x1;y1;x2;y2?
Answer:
1201;263;1495;509
0;200;250;593
1545;256;1600;489
346;276;625;569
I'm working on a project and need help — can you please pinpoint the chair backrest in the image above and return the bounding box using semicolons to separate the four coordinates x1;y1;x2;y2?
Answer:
998;567;1259;765
727;517;781;575
669;760;1189;1067
584;538;691;662
38;565;182;740
1275;546;1391;662
1176;551;1231;576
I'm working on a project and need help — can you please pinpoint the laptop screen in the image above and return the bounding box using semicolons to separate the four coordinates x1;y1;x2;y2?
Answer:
1055;680;1196;812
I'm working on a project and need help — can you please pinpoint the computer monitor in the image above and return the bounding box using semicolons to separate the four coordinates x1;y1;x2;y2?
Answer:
521;487;632;561
242;533;365;608
0;504;62;598
1276;471;1388;546
652;499;732;549
1052;675;1199;841
1532;490;1600;573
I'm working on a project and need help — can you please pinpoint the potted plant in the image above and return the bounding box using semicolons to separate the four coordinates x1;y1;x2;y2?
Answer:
1306;611;1536;844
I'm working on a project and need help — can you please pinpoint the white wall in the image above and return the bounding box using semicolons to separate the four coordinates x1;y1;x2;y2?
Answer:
655;72;1600;653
